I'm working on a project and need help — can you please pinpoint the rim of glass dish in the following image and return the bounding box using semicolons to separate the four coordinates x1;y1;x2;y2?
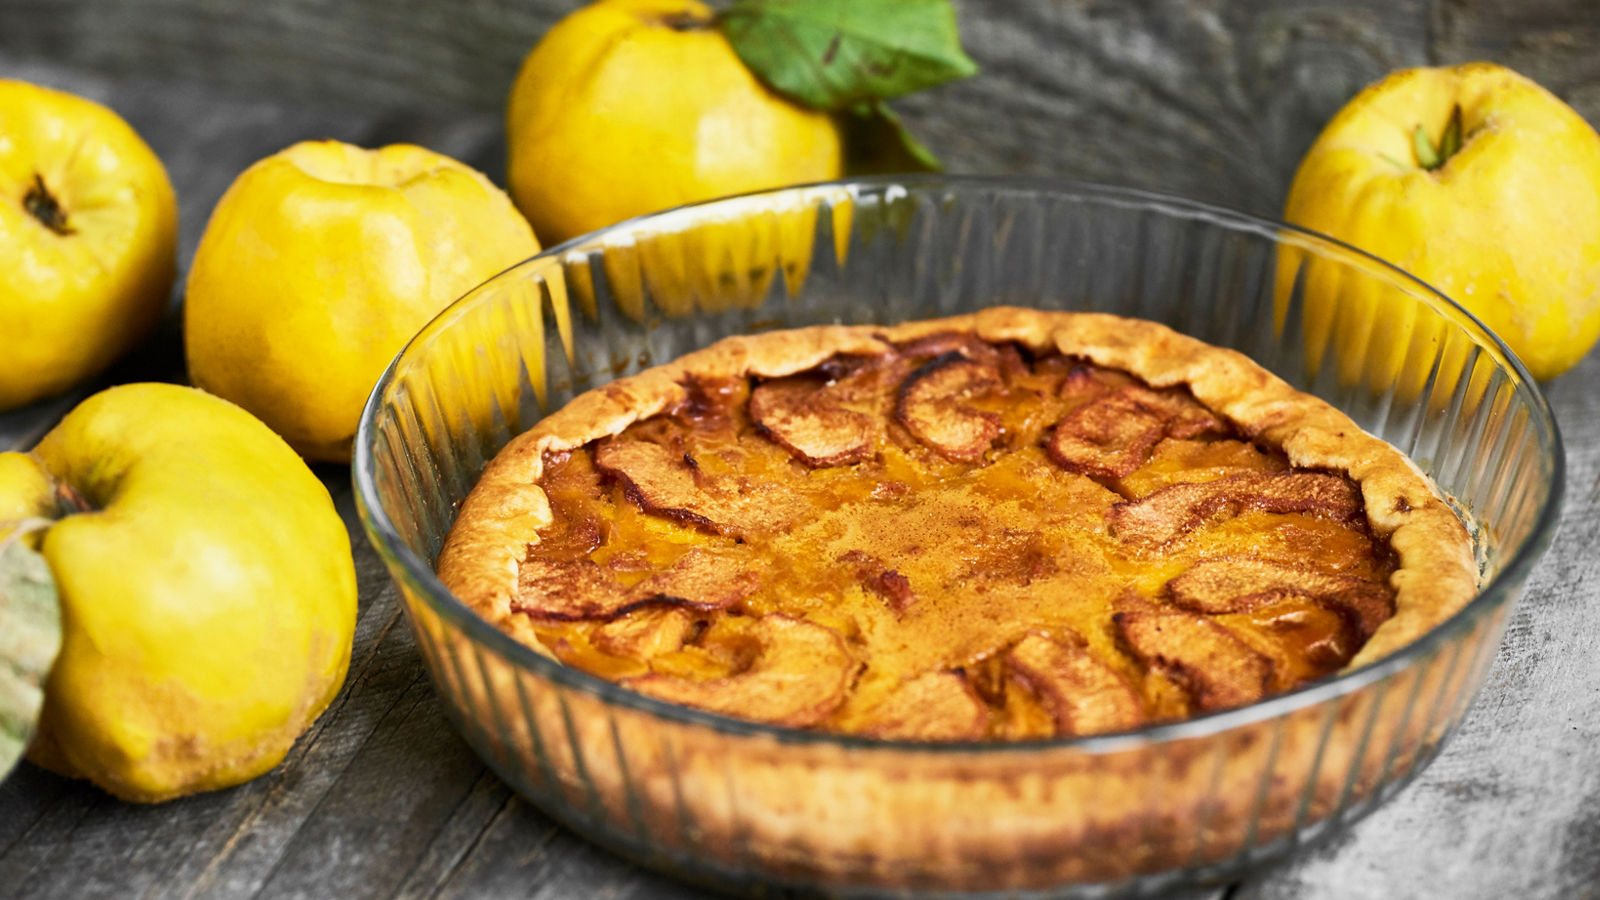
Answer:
354;175;1566;755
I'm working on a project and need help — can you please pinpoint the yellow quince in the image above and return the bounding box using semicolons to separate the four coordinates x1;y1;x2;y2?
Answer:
0;383;356;802
0;79;177;410
184;140;540;461
1284;62;1600;380
506;0;843;246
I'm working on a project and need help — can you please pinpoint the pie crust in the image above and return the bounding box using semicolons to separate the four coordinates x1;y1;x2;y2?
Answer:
433;306;1482;888
439;307;1477;733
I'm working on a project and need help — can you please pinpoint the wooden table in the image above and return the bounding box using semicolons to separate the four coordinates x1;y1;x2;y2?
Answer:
3;2;1598;896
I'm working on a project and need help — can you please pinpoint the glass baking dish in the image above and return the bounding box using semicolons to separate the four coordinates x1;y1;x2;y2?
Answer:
353;178;1562;897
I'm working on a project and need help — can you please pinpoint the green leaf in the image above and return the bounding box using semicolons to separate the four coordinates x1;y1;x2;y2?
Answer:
844;101;943;175
0;535;62;780
719;0;978;111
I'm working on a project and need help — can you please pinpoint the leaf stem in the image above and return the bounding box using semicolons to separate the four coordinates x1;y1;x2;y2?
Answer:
1413;104;1465;172
0;518;53;553
658;10;710;31
1412;125;1440;170
1439;104;1463;160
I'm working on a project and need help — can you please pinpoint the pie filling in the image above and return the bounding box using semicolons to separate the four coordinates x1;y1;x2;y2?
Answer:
513;333;1397;741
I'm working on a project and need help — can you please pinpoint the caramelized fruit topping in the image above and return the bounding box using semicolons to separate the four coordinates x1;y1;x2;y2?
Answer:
1006;633;1145;735
1047;385;1222;478
858;671;989;741
518;337;1397;740
1108;472;1363;551
622;614;860;728
1113;610;1274;712
896;352;1004;462
750;377;875;467
1166;555;1393;639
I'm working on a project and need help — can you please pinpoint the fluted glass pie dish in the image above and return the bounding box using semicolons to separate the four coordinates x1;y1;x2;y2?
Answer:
353;177;1562;897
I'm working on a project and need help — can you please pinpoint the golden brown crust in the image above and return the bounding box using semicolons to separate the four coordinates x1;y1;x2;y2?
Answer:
437;308;1477;684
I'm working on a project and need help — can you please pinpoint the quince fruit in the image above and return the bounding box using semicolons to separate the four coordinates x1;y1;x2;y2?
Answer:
506;0;843;246
1285;62;1600;380
184;141;540;462
0;383;356;802
0;79;178;410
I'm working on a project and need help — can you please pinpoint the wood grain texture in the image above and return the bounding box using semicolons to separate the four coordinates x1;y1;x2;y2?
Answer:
2;0;1598;218
2;0;1600;896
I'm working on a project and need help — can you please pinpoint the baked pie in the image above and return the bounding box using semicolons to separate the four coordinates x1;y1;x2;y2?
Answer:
438;307;1477;741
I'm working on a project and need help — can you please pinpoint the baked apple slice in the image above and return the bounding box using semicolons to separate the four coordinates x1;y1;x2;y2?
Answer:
895;352;1003;461
514;547;759;620
1005;633;1145;735
593;439;800;537
1166;555;1393;639
858;671;989;741
623;614;859;727
593;439;713;528
1046;390;1169;479
749;377;875;467
593;606;697;659
1114;611;1273;712
1109;471;1364;550
895;332;1003;363
1126;385;1224;439
1047;385;1223;478
516;555;628;619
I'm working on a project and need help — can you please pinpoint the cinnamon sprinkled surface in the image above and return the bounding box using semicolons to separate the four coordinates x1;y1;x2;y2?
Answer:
514;337;1398;740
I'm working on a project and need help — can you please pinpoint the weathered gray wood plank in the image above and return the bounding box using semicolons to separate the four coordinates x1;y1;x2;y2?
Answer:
6;0;1599;222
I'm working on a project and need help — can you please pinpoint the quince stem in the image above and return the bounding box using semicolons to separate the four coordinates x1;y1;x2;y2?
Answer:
659;10;710;31
1414;104;1464;172
56;483;93;517
23;174;73;236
